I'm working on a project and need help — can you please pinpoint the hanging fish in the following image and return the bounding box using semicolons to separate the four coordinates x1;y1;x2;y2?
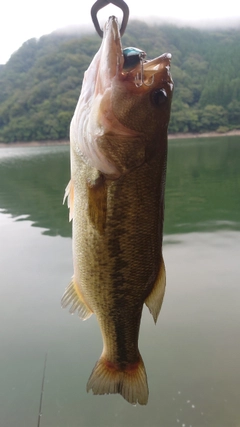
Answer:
62;16;173;405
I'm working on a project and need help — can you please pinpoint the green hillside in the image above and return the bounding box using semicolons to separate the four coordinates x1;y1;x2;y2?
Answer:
0;21;240;143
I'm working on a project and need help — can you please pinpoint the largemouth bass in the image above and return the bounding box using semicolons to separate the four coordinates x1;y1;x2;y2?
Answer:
62;16;173;405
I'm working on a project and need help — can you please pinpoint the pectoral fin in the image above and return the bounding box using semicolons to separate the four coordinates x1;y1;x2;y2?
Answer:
87;171;107;234
63;180;74;221
61;277;93;320
145;258;166;324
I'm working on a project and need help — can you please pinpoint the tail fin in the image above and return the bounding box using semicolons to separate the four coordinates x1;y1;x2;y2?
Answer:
86;355;149;405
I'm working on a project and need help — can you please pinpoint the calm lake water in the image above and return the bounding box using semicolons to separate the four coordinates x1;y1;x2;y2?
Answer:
0;136;240;427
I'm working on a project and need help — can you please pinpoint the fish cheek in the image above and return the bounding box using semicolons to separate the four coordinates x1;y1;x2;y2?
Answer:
111;85;168;135
111;85;144;132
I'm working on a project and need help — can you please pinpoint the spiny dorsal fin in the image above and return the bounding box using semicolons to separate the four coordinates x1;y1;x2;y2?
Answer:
63;180;74;221
61;278;92;320
145;258;166;324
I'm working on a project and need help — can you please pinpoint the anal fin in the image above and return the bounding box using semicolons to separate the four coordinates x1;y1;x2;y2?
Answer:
61;278;92;320
145;258;166;324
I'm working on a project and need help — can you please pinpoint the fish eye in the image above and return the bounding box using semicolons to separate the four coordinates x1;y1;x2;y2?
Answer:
151;88;167;107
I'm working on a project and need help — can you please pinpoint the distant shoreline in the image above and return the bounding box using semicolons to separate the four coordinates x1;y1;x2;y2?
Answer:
0;130;240;148
0;140;70;148
168;129;240;140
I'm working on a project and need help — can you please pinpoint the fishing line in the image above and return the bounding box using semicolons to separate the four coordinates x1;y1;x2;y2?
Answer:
37;352;48;427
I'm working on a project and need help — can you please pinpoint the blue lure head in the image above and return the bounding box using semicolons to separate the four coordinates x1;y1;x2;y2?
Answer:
123;47;155;88
123;47;146;70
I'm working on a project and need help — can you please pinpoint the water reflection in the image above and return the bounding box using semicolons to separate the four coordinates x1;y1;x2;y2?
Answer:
0;136;240;237
1;210;239;426
0;144;71;237
1;138;240;426
165;136;240;234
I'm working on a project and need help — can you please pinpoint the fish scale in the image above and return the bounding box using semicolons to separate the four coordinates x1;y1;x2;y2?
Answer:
62;15;173;405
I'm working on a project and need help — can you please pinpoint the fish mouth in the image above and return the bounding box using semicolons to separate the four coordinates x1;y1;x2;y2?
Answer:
101;16;172;90
129;53;172;88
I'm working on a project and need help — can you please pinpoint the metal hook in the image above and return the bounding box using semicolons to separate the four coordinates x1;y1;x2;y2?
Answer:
91;0;129;38
134;55;155;88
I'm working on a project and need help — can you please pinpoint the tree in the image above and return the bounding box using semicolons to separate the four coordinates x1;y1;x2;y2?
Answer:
1;23;240;142
200;105;228;131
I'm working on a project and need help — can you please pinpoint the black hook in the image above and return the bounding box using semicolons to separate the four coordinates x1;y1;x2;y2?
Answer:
91;0;129;38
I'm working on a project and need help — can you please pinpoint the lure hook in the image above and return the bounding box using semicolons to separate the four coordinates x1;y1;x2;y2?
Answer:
91;0;129;38
134;54;155;88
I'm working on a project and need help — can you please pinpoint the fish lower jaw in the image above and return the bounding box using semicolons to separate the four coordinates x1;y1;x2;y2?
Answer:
105;16;120;42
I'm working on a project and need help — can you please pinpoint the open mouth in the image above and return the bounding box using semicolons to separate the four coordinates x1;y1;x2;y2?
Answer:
123;49;172;87
103;16;172;89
